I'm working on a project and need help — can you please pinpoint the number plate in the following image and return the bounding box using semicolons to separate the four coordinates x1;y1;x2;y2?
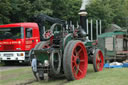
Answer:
4;54;13;57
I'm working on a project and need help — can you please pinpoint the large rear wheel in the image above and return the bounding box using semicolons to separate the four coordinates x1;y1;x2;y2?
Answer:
63;40;88;81
93;49;104;72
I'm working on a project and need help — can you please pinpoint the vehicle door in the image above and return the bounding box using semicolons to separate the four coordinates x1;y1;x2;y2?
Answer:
25;28;36;50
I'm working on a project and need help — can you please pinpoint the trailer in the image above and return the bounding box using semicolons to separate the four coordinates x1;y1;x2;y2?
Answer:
98;30;128;62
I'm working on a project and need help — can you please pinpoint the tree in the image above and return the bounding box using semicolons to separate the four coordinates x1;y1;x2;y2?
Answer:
87;0;115;30
51;0;81;22
0;0;12;24
109;0;128;27
32;0;53;16
86;0;128;30
9;0;32;23
1;0;127;29
9;0;53;23
0;0;82;24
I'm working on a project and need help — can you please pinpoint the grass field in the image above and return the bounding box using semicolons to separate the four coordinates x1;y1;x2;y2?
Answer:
0;65;128;85
0;67;34;85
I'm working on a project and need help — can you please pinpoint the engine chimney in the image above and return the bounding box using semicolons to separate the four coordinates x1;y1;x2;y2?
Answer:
79;0;88;32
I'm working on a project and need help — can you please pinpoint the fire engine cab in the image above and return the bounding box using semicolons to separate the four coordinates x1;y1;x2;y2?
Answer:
0;14;64;64
0;23;40;63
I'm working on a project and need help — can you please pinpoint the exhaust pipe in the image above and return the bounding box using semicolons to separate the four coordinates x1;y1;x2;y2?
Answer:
79;0;88;32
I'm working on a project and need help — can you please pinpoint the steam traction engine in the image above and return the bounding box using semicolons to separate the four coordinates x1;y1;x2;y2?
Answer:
30;16;104;81
30;0;104;81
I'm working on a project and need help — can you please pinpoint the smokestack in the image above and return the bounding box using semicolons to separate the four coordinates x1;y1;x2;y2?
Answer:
79;0;88;32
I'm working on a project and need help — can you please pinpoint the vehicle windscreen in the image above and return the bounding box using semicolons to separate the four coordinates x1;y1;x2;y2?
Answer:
0;27;24;40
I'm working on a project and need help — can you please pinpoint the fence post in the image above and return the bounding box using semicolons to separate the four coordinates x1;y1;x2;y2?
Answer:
100;20;102;34
86;19;89;34
96;20;98;39
91;19;93;41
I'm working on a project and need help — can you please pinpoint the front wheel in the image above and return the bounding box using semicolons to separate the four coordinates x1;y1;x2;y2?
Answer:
63;40;88;81
31;41;48;81
50;50;61;75
93;49;104;72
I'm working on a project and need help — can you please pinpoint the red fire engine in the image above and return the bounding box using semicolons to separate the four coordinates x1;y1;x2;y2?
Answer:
0;14;64;64
0;23;40;63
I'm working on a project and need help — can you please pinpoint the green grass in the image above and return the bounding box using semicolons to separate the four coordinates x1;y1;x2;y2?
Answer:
0;65;128;85
65;66;128;85
0;62;5;66
0;67;34;85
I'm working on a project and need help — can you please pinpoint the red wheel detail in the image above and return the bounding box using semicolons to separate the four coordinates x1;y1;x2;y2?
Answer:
63;40;88;81
71;43;88;80
93;49;104;72
95;50;104;71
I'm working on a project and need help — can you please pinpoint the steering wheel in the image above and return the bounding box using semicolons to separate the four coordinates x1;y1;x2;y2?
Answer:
43;23;62;39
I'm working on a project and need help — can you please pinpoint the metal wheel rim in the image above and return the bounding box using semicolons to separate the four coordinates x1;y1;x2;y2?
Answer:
96;50;104;71
71;42;88;79
50;50;61;75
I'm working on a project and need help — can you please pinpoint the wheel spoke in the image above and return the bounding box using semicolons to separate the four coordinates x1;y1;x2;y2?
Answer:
73;65;76;70
96;63;100;70
96;54;101;64
76;65;79;75
72;55;76;63
72;54;75;58
78;48;82;54
78;68;83;74
97;60;100;63
96;58;101;70
80;60;85;62
74;49;77;56
73;53;75;57
97;54;100;60
73;66;78;77
76;48;82;57
99;63;102;68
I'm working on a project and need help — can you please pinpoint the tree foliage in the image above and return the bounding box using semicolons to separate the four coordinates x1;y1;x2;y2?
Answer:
0;0;127;30
51;0;81;22
0;0;81;24
86;0;128;29
9;0;32;22
32;0;53;16
0;0;12;24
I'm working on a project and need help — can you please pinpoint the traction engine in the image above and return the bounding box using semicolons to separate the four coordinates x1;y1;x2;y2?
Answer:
30;18;104;81
29;0;104;81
